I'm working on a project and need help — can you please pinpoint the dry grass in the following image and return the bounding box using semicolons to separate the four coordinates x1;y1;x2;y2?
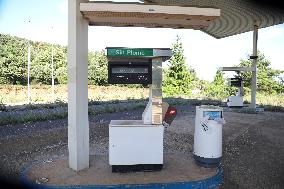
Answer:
244;93;284;107
0;85;148;105
0;85;283;125
0;85;283;108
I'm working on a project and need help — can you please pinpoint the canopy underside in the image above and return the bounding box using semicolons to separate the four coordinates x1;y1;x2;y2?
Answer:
142;0;284;38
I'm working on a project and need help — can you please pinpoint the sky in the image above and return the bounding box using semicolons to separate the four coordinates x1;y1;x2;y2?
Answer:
0;0;283;81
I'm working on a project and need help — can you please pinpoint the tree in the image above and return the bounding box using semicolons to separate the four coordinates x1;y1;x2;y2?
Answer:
203;70;229;99
54;45;68;84
0;34;28;84
88;51;108;85
237;52;283;94
163;36;197;96
280;76;284;86
30;42;53;84
0;34;109;86
213;70;226;86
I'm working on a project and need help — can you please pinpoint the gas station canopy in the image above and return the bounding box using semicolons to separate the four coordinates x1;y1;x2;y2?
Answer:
142;0;284;38
80;3;220;30
81;0;284;38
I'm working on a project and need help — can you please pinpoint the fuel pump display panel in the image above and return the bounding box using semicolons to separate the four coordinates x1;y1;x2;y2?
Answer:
229;78;242;87
108;61;152;84
112;67;148;74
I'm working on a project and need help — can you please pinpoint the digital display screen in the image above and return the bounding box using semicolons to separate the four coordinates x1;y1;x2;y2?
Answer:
230;80;241;87
203;111;222;119
108;60;152;84
112;67;148;74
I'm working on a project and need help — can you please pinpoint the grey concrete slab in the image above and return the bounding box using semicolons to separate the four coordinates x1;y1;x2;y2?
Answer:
25;153;217;186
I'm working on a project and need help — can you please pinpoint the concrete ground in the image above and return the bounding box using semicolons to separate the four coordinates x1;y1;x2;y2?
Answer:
25;154;217;186
0;105;284;188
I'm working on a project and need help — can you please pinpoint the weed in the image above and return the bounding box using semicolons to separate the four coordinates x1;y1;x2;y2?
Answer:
0;97;6;111
262;105;284;112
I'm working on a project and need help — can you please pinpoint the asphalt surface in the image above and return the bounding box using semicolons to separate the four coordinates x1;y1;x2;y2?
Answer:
0;105;284;188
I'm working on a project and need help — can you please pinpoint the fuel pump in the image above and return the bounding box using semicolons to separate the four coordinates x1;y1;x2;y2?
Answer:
193;105;225;167
107;47;176;172
227;77;244;107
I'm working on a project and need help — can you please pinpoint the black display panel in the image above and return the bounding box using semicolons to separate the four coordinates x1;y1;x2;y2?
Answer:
112;67;148;74
230;78;242;87
108;61;152;84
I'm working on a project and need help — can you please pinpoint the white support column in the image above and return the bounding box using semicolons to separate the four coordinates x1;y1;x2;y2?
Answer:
51;43;55;102
68;0;89;171
142;58;163;125
250;24;258;109
151;58;163;125
27;45;31;103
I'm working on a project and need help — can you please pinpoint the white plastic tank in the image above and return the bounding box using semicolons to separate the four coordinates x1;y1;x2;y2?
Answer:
193;105;225;167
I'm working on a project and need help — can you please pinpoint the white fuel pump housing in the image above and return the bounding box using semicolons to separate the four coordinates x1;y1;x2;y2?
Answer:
227;77;244;107
227;96;243;107
193;105;225;167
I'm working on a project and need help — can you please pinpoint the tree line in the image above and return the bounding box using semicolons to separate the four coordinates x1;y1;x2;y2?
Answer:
0;34;108;86
0;34;283;98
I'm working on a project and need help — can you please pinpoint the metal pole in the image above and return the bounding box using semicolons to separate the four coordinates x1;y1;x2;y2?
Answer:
27;45;31;103
26;19;31;104
51;43;55;102
250;24;258;109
